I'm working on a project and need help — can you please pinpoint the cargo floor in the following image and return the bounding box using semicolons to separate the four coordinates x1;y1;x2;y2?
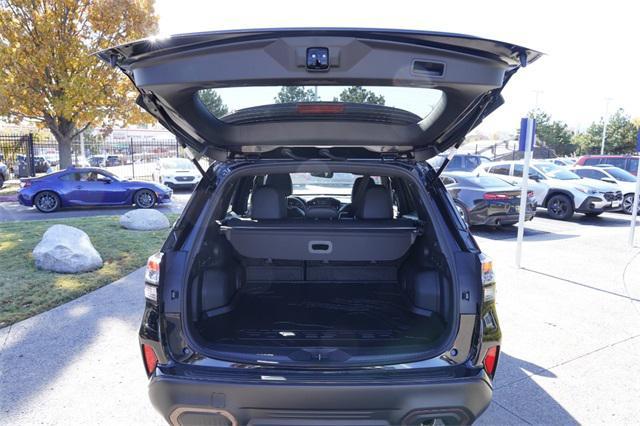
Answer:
196;282;445;351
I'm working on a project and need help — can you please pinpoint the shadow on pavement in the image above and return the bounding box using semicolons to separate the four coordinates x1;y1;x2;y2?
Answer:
0;270;145;418
477;352;578;425
471;225;578;242
536;211;635;227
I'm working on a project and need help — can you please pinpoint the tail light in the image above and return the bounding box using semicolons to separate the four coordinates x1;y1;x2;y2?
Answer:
144;252;163;302
483;193;510;200
480;254;496;302
142;344;158;376
483;346;500;378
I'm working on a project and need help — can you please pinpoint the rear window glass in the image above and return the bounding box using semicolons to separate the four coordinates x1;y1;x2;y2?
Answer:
197;86;444;122
473;176;513;187
290;173;381;200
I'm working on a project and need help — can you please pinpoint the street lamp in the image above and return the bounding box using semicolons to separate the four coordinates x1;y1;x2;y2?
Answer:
600;98;613;155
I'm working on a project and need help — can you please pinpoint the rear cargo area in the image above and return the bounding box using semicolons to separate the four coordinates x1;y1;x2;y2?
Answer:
196;281;445;352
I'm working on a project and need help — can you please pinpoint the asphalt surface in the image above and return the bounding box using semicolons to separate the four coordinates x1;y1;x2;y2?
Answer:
0;191;192;222
1;209;640;424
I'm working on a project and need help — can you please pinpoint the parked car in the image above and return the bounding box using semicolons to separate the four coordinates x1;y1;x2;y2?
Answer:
88;155;106;167
17;167;172;212
547;157;576;167
576;155;639;175
0;160;9;188
429;153;492;172
98;28;543;425
33;156;51;173
441;171;536;226
572;165;639;214
106;154;124;167
477;160;622;219
152;157;201;189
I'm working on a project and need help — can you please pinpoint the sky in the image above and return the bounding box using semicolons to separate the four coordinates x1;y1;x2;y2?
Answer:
155;0;639;135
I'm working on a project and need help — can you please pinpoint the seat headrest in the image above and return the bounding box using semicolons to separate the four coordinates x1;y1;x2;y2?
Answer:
251;186;286;220
351;176;375;199
265;174;293;196
357;185;393;219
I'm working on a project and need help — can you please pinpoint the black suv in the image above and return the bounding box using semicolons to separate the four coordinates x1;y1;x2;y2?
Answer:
100;29;540;425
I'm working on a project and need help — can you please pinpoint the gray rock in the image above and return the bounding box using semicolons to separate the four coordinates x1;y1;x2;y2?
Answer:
32;225;103;273
119;209;170;231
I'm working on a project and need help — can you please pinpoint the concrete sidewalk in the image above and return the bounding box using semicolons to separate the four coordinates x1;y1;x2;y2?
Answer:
2;212;640;425
0;268;162;425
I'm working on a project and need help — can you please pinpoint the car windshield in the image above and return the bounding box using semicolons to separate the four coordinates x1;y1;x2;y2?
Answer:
161;158;195;170
604;167;636;182
534;163;581;180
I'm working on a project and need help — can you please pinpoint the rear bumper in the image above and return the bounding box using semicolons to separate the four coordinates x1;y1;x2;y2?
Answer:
148;370;492;425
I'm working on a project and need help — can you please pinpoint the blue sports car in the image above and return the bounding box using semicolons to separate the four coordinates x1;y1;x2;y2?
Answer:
17;167;173;212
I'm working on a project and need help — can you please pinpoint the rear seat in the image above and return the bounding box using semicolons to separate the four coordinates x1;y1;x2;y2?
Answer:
221;184;419;261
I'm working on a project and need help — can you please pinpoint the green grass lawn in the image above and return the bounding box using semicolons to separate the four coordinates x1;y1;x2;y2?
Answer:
0;214;179;327
0;183;19;196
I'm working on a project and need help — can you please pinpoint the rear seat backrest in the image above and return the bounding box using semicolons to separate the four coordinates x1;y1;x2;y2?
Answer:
356;185;393;220
251;186;286;220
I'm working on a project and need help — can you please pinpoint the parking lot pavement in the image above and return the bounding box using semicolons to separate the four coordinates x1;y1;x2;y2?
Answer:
1;210;640;425
0;191;192;222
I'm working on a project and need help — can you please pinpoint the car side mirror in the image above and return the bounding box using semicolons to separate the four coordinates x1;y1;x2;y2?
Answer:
529;175;540;182
601;177;616;184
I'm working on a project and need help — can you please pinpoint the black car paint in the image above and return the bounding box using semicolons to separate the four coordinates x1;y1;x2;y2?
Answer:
139;159;500;424
443;173;536;226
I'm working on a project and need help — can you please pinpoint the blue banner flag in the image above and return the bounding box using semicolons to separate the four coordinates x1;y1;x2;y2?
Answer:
518;118;536;152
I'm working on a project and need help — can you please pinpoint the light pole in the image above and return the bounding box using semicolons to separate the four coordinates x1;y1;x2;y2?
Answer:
533;90;543;109
600;98;612;155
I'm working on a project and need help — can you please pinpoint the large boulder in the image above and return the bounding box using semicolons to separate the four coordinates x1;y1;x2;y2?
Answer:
119;209;170;231
33;225;103;273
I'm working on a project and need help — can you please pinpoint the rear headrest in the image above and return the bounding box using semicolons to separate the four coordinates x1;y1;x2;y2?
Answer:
251;186;286;220
357;185;393;220
265;174;293;196
351;176;375;199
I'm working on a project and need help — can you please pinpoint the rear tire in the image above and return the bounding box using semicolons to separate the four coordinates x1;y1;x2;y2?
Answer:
546;194;573;220
34;191;60;213
134;189;156;209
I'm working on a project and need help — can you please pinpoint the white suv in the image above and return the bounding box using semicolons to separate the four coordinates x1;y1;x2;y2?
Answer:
477;160;622;220
152;157;202;189
571;165;639;214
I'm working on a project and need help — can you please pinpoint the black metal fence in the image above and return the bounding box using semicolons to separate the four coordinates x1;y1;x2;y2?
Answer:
0;133;199;181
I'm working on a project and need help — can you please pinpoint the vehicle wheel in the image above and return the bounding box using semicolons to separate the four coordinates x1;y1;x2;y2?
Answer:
584;212;602;217
546;194;573;220
454;202;470;224
623;193;638;215
134;189;157;209
34;191;60;213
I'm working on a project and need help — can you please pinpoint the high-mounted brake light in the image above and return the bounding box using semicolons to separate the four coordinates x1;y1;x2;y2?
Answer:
142;344;158;376
483;346;500;378
483;193;510;200
296;104;345;114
